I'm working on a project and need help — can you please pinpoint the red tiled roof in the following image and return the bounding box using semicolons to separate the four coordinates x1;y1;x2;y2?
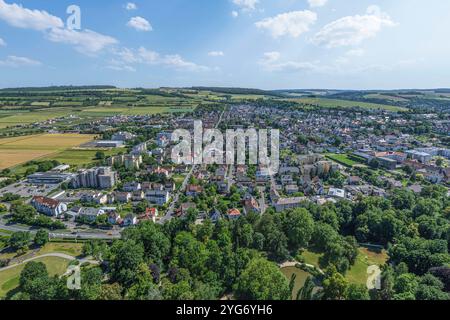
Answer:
32;196;60;209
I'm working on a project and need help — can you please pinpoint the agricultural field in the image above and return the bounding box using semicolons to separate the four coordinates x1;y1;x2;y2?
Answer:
0;133;96;170
289;97;406;112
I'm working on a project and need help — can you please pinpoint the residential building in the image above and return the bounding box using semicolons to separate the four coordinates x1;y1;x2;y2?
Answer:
31;196;67;217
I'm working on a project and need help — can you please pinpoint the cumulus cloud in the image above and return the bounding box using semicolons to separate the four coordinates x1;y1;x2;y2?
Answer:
0;1;117;55
312;5;397;48
308;0;328;8
109;47;209;72
46;28;118;55
208;51;224;57
0;37;5;46
0;0;63;30
231;11;239;18
255;11;317;38
127;16;152;32
233;0;259;11
0;55;41;67
125;2;137;10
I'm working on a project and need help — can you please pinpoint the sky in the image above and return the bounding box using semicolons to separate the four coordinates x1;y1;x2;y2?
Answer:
0;0;450;89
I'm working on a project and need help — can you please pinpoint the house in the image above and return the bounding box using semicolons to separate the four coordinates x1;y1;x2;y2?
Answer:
285;184;299;195
114;192;131;203
227;208;241;220
243;197;260;215
122;214;138;226
186;185;203;197
31;196;67;217
138;208;158;223
145;190;170;205
123;182;141;192
108;212;121;225
274;197;307;212
81;192;107;205
328;188;346;199
180;202;197;215
131;191;145;201
347;176;362;185
79;207;105;222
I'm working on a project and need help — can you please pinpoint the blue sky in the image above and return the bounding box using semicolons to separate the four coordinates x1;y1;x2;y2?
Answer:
0;0;449;89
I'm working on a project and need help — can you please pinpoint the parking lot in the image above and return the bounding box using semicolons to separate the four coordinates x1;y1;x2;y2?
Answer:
0;180;60;200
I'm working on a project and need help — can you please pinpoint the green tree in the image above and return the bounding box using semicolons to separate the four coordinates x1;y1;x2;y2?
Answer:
234;257;290;300
9;231;31;253
34;229;49;247
284;208;314;250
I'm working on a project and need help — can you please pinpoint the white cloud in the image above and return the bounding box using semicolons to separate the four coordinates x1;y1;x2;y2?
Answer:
259;52;324;72
208;51;224;57
308;0;328;8
127;16;152;32
0;37;5;46
0;1;117;55
125;2;137;11
231;11;239;18
0;0;63;30
109;47;209;72
0;55;41;67
46;28;118;55
346;48;365;57
312;5;397;48
233;0;259;11
255;11;317;38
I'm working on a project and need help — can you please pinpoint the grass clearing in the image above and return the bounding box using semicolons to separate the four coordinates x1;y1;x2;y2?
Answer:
38;242;83;257
0;256;71;297
326;153;366;167
345;247;388;285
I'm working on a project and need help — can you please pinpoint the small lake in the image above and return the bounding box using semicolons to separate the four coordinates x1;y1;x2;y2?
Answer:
281;266;312;299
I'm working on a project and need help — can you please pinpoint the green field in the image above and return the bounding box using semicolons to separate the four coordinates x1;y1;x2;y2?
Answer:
300;247;388;286
290;98;406;112
326;153;367;167
0;256;71;298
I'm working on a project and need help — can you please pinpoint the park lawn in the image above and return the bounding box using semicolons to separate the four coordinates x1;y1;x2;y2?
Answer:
281;266;313;299
301;249;322;267
38;242;83;257
0;256;71;298
0;134;96;170
345;248;388;286
291;98;406;112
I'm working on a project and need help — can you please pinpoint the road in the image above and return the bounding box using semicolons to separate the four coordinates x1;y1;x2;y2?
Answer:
160;108;227;223
0;215;120;240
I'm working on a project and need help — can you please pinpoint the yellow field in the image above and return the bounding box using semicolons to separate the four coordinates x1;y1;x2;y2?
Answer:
0;133;96;170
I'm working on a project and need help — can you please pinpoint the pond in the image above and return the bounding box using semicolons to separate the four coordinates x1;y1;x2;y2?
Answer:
281;266;312;299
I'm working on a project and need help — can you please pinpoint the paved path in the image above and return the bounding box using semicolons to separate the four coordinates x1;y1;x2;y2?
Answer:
0;252;98;272
366;265;381;290
279;260;324;275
